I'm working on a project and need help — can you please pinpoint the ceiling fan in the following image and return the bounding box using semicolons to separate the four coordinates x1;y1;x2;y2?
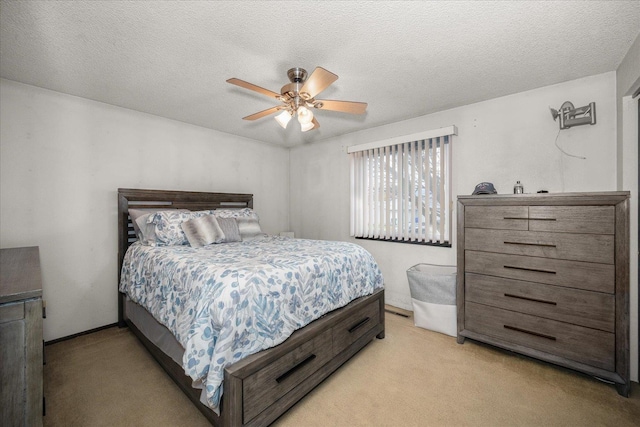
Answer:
226;67;367;132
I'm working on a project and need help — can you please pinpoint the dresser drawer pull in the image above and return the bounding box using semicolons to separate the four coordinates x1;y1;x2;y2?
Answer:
503;325;557;341
348;317;371;334
503;241;557;248
504;293;557;305
276;354;317;384
504;265;556;274
503;217;528;220
530;218;557;221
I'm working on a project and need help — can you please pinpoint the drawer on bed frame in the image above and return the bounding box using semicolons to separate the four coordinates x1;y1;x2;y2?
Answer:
332;299;381;356
242;328;333;423
240;300;382;424
220;289;384;426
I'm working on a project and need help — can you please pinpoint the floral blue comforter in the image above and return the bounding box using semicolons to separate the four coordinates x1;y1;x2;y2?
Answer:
119;236;383;411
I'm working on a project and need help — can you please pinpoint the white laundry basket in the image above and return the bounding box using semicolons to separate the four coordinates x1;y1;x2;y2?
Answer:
407;263;457;337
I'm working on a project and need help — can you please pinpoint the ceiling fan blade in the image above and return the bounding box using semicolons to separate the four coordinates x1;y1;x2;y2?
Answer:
243;106;281;121
316;99;367;114
312;117;320;129
300;67;338;98
227;78;281;99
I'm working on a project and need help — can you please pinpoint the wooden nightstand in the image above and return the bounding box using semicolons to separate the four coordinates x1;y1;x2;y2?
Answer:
1;246;44;426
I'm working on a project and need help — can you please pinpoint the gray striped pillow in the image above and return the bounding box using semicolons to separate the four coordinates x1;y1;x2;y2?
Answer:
181;214;225;248
217;218;241;243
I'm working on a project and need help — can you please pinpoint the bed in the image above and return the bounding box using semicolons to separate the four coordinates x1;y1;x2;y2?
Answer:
117;188;385;426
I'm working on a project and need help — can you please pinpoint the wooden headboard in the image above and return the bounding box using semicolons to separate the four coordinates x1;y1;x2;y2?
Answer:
117;188;253;325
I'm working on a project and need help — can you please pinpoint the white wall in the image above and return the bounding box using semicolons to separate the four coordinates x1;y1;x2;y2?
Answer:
616;33;639;382
290;71;639;381
0;79;290;341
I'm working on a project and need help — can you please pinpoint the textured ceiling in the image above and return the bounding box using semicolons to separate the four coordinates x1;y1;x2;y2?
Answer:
1;1;639;147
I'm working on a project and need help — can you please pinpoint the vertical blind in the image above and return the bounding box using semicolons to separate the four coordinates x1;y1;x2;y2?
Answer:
348;126;455;245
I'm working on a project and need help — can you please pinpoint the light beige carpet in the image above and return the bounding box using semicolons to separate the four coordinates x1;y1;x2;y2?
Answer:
44;311;640;426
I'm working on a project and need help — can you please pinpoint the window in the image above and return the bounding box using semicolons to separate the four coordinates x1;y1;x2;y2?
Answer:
348;126;456;246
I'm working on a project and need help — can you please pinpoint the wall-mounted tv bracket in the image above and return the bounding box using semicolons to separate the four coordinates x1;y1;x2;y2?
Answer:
550;101;596;129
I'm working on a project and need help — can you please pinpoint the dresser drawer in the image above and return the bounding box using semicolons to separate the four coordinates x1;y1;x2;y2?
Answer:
464;229;614;264
465;273;615;332
0;301;25;323
465;206;528;230
465;302;614;371
332;299;381;356
529;206;614;234
243;328;333;423
465;205;615;234
465;251;614;293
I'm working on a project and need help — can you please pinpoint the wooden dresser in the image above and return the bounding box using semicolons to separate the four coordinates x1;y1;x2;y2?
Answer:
456;192;630;396
1;246;44;426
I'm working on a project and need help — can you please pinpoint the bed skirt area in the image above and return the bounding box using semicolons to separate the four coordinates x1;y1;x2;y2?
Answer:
125;298;211;408
122;288;385;427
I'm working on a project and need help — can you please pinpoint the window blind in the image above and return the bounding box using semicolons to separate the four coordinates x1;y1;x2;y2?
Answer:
349;127;455;245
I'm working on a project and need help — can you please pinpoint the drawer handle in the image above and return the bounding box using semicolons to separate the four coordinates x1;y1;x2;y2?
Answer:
504;325;556;341
348;317;371;334
530;218;557;221
276;354;317;384
504;293;557;305
503;241;557;248
503;217;528;220
504;265;556;274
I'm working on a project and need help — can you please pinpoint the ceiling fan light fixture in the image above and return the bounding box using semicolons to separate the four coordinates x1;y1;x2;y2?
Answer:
297;106;314;125
300;121;315;132
275;110;292;129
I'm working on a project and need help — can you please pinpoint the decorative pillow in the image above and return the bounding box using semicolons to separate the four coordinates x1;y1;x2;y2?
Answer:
128;208;188;245
217;217;241;243
147;210;220;246
147;211;190;246
214;208;259;220
181;214;225;248
236;217;263;240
